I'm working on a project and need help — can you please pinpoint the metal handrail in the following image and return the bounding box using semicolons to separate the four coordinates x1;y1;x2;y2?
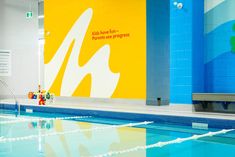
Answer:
0;79;19;114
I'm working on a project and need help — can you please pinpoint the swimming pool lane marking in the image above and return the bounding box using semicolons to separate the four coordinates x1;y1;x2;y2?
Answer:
0;121;153;143
91;128;235;157
0;115;92;125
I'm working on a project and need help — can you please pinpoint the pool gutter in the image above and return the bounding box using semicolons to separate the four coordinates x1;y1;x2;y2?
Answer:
1;103;235;129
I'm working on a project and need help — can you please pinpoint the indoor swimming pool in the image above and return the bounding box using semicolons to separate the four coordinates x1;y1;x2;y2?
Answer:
0;109;235;157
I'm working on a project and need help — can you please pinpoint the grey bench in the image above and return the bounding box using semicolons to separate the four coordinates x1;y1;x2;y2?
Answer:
192;93;235;110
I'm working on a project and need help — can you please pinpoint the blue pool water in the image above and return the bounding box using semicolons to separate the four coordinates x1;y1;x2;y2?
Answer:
0;109;235;157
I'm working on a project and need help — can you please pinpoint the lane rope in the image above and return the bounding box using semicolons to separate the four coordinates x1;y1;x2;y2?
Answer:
90;129;235;157
0;115;20;120
0;121;153;143
0;115;92;125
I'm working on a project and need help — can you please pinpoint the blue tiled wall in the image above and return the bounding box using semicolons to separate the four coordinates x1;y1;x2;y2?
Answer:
170;0;235;103
148;0;234;104
192;0;204;94
204;0;235;93
170;0;205;104
170;0;193;104
146;0;205;104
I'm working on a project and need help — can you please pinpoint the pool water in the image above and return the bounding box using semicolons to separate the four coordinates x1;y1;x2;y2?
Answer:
0;109;235;157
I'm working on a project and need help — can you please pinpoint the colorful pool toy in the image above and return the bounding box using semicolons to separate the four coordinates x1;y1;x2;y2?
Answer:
28;85;54;105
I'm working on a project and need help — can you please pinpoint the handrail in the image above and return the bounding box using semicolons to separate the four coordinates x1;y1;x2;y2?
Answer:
0;79;19;115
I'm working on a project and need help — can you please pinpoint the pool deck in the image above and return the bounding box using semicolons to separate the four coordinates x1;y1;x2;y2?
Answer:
1;97;235;121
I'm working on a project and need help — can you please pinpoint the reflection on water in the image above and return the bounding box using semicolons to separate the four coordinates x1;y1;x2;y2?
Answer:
28;120;54;130
0;114;235;157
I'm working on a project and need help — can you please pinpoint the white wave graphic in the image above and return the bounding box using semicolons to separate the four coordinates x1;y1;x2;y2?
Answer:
204;0;225;13
204;0;235;34
45;8;120;97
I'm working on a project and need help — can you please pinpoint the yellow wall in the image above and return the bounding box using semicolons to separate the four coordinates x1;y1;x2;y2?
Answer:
44;0;146;99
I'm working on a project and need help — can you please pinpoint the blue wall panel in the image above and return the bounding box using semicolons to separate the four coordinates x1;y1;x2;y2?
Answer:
170;0;204;104
192;0;204;94
170;0;193;104
147;0;170;105
204;0;235;93
148;0;234;104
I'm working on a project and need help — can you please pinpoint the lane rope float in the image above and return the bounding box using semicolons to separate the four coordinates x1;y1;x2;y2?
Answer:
0;121;153;143
90;129;235;157
0;115;92;125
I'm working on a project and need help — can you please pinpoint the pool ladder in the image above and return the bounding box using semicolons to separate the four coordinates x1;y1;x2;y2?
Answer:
0;79;20;115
